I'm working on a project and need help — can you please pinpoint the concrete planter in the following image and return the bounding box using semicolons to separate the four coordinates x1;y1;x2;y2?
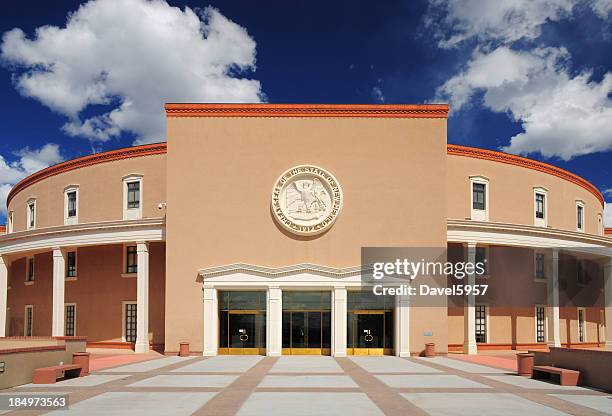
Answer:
517;352;535;376
425;343;436;357
72;352;91;376
179;342;190;357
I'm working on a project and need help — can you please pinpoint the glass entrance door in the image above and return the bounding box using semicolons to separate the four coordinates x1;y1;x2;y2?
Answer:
282;291;331;355
218;291;266;355
347;291;394;355
356;313;384;349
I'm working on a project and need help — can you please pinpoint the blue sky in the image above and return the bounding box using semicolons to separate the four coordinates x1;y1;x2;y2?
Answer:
1;0;611;224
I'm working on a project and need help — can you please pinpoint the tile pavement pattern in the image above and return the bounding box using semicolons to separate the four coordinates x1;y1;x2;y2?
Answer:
2;355;611;415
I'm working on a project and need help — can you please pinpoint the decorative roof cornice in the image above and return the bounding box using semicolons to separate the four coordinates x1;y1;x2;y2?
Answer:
198;263;365;279
447;144;605;207
165;103;449;118
6;143;167;206
605;228;612;236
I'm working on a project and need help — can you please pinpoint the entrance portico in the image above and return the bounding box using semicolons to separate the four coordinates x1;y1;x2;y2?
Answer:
198;263;411;357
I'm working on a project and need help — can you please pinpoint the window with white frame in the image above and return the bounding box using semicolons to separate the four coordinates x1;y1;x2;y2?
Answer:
534;252;546;281
66;251;77;279
123;302;137;342
125;245;137;274
65;303;76;336
24;305;33;336
64;186;79;225
7;210;13;233
25;256;35;283
27;199;36;229
598;214;604;235
576;201;585;232
475;304;487;343
123;175;143;220
533;188;547;227
470;176;489;221
577;308;586;342
535;305;546;342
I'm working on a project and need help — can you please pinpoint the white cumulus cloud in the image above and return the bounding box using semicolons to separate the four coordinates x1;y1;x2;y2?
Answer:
0;0;263;145
436;46;612;160
0;144;64;216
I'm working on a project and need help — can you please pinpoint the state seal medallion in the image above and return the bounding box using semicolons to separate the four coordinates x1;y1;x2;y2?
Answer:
271;165;343;236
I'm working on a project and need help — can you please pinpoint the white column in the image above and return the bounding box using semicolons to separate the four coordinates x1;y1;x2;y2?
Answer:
547;248;561;348
134;242;149;353
604;255;612;349
0;255;7;337
395;294;410;357
267;286;282;357
203;287;218;356
464;242;477;354
52;248;65;336
332;286;347;357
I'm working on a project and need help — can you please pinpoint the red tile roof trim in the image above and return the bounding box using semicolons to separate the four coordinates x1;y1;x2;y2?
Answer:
448;144;605;207
165;103;450;118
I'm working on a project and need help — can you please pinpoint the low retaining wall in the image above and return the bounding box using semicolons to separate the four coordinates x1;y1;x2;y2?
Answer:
0;337;87;389
532;347;612;392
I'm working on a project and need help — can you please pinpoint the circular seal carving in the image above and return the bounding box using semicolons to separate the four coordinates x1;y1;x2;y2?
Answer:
271;165;343;236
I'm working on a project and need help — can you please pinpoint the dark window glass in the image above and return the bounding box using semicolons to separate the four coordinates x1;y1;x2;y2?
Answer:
535;253;545;279
218;291;266;311
536;306;545;342
25;306;33;336
282;291;331;311
29;203;35;227
535;193;545;219
475;305;487;343
577;205;583;229
475;247;488;274
67;191;77;217
66;252;77;277
27;258;35;282
472;183;486;210
125;303;137;342
65;304;76;336
126;246;137;274
578;309;585;342
127;182;140;209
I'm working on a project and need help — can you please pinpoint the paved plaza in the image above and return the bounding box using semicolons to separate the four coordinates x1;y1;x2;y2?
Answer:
3;355;612;415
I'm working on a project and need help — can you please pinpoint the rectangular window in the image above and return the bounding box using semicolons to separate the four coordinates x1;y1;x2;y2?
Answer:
577;205;584;231
66;252;77;278
124;303;137;342
535;253;545;280
26;257;35;282
536;306;545;342
475;304;487;343
576;260;586;285
65;304;76;336
472;183;486;210
67;191;77;217
126;246;137;274
475;247;488;275
535;193;545;219
127;182;140;209
578;308;586;342
24;305;33;336
7;211;13;233
28;202;36;228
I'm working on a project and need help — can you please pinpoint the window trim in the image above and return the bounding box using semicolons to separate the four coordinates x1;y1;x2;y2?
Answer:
7;210;13;234
122;244;138;277
469;176;489;221
575;200;585;233
598;214;604;236
64;185;79;225
121;301;137;343
26;199;36;230
475;303;489;344
534;304;547;343
25;256;35;285
122;174;143;220
533;187;548;227
577;307;586;343
64;302;77;336
534;250;547;282
65;250;78;281
24;304;33;336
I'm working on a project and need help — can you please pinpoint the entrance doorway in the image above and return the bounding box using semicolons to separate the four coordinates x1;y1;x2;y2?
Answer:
219;291;266;355
347;291;394;355
282;291;331;355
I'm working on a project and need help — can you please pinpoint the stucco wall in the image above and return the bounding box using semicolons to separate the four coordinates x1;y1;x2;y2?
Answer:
165;116;448;352
447;154;604;234
7;154;167;232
